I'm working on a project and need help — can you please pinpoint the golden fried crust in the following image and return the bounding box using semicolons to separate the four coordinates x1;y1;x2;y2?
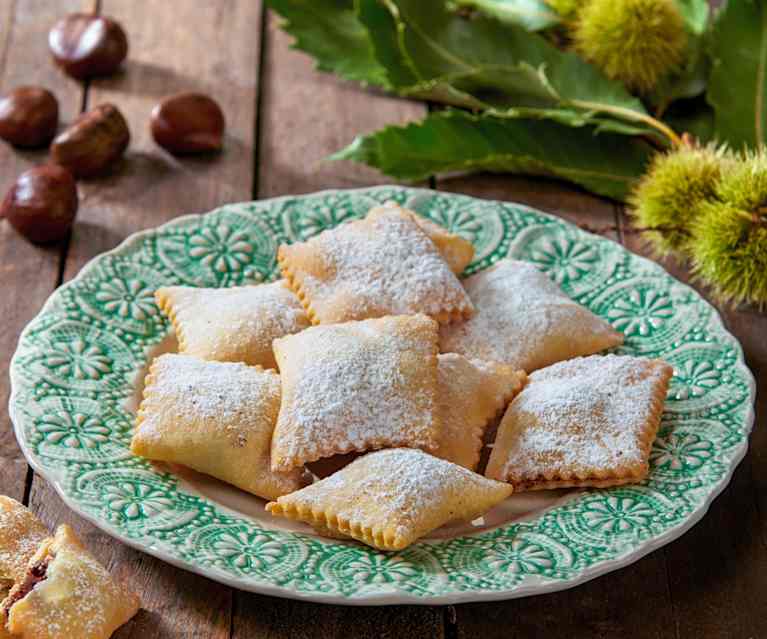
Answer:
486;354;673;490
278;205;473;325
6;525;140;639
267;448;513;551
155;280;309;369
132;354;306;500
271;315;440;472
440;259;624;371
432;354;525;471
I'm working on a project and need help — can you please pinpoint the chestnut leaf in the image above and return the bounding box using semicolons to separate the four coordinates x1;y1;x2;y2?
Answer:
707;0;767;148
357;0;662;139
266;0;389;87
331;109;654;201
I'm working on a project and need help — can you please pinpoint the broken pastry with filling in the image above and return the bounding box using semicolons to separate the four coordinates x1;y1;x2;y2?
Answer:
485;354;673;490
155;279;309;369
270;314;440;472
266;448;513;551
2;524;140;639
0;497;49;591
278;204;473;324
132;353;306;500
439;259;624;372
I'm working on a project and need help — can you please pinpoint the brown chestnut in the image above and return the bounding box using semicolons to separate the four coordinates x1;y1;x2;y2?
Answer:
48;13;128;79
50;103;130;178
0;87;59;148
1;165;78;243
150;93;225;154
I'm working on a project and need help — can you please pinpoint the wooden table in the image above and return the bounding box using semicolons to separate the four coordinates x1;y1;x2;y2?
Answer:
1;2;764;637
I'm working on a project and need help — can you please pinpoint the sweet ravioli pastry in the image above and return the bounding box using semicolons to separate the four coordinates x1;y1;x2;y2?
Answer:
378;202;475;275
266;448;513;550
278;203;474;324
132;353;305;500
2;524;139;639
433;354;526;470
486;354;673;490
270;314;439;472
439;259;623;372
155;280;309;369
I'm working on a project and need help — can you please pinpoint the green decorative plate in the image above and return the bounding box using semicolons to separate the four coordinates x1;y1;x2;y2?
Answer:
9;187;756;605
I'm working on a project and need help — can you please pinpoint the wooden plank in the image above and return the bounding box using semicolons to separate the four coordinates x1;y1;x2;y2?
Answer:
0;0;89;502
230;9;444;638
257;12;426;197
452;556;674;639
232;599;445;639
438;175;675;639
620;212;767;639
27;1;263;637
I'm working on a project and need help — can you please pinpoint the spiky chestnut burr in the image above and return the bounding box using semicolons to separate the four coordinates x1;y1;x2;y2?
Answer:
574;0;688;94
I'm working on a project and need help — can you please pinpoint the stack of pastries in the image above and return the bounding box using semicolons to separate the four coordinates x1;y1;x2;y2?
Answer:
131;202;672;552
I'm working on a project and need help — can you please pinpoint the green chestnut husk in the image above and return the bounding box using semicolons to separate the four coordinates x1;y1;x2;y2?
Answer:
689;151;767;307
629;143;735;256
574;0;688;94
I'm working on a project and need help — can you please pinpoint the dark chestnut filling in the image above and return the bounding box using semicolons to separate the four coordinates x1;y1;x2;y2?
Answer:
0;556;51;616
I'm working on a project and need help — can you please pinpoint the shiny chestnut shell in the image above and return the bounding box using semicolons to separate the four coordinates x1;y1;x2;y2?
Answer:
1;165;78;243
150;93;225;154
48;13;128;79
0;87;59;148
50;103;130;178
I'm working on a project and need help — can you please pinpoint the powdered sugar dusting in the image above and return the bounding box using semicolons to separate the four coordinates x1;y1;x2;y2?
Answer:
440;259;621;371
490;354;671;481
271;316;438;468
280;448;511;541
283;207;473;322
138;354;280;442
372;201;474;274
162;280;309;368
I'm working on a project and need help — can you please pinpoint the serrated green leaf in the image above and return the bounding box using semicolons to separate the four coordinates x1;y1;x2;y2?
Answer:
332;110;653;201
357;0;671;141
266;0;389;87
708;0;767;148
449;0;561;32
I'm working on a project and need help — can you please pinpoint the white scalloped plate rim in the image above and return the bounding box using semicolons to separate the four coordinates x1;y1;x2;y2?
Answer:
8;186;757;606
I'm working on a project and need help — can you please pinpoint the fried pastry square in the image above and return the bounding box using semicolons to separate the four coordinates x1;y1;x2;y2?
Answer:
3;524;139;639
485;354;673;490
155;280;309;369
270;315;440;472
433;354;526;470
0;497;48;591
278;204;474;324
132;354;305;500
266;448;513;550
372;202;475;274
439;259;623;372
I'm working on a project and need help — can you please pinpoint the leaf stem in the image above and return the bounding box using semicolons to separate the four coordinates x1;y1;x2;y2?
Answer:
571;100;683;147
